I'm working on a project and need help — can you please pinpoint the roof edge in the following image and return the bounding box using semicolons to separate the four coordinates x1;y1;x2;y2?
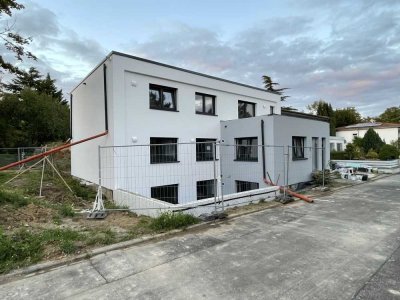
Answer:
281;109;330;123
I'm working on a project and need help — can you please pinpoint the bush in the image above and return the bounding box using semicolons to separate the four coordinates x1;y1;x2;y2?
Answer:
362;128;384;152
379;144;400;160
330;151;347;160
365;149;379;159
58;204;75;217
311;170;332;185
0;189;29;208
149;212;199;231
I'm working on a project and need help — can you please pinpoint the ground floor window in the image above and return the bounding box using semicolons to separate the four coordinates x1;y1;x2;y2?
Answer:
235;137;258;161
235;180;259;193
292;136;306;160
196;138;216;161
197;179;215;200
150;137;178;164
151;184;178;204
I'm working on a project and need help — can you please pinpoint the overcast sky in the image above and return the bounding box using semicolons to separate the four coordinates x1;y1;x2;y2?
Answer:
3;0;400;116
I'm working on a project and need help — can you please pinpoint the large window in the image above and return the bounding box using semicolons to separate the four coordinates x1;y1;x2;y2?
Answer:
235;137;258;161
196;138;216;161
149;84;177;111
151;184;178;204
195;93;216;115
292;136;306;160
150;137;178;164
236;180;259;193
238;100;255;118
197;179;215;200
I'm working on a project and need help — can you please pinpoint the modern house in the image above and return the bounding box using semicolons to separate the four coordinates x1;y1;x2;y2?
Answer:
71;51;329;215
329;136;347;152
336;122;400;146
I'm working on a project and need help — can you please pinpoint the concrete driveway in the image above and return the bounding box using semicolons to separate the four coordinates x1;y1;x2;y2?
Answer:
1;175;400;299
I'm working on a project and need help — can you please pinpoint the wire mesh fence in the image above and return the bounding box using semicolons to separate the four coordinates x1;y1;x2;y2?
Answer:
0;147;46;170
98;142;333;216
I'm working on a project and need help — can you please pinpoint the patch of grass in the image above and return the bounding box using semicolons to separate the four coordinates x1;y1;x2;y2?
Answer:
149;212;199;232
0;228;43;274
86;228;117;246
40;228;83;255
52;215;62;225
0;189;29;208
66;178;96;200
58;204;75;217
104;199;129;210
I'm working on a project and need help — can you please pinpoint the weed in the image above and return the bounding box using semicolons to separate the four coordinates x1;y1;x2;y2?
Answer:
86;228;117;246
52;215;62;225
58;204;75;217
149;212;199;232
0;189;29;208
104;200;129;210
60;240;76;254
0;228;43;274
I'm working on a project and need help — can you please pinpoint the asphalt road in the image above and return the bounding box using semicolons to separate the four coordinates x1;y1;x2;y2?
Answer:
1;174;400;299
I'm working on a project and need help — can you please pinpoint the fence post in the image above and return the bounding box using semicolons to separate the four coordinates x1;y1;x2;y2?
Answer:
212;142;217;214
322;146;325;188
98;145;103;203
219;143;225;212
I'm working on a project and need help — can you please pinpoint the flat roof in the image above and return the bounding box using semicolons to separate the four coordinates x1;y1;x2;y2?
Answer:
71;51;279;95
336;122;400;131
281;109;330;123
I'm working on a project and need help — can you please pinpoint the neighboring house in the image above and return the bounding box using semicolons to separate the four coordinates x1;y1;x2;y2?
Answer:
329;136;346;152
71;51;329;210
336;122;400;145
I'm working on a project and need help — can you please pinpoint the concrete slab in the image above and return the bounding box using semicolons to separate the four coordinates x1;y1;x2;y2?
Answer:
1;174;399;299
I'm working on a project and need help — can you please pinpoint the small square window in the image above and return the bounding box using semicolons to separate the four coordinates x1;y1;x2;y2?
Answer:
150;137;178;164
149;84;177;111
292;136;306;159
151;184;178;204
197;179;215;200
235;180;259;193
196;138;216;161
238;101;255;118
235;137;258;161
195;93;216;115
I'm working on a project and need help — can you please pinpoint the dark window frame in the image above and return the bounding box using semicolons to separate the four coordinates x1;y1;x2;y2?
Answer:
195;92;216;115
196;179;215;200
196;138;217;161
292;136;306;160
270;106;275;115
235;180;259;193
235;137;258;162
151;184;178;204
149;84;177;111
150;137;178;164
238;100;256;119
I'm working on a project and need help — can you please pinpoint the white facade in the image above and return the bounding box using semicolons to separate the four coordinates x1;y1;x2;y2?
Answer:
71;51;329;208
329;136;346;151
336;123;400;145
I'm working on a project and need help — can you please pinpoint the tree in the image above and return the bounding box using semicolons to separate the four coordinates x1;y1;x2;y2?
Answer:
0;89;70;147
0;0;36;75
377;106;400;123
379;144;399;160
307;100;336;135
334;107;362;128
262;75;289;101
4;67;66;104
362;128;384;153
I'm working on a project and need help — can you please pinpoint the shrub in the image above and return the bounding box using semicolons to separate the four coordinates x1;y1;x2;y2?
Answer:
58;204;75;217
311;170;332;185
330;151;347;160
362;128;384;152
149;212;199;231
379;144;400;160
0;189;29;208
365;149;379;159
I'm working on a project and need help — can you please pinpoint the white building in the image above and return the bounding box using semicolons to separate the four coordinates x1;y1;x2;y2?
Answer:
329;136;346;152
71;51;329;213
336;122;400;146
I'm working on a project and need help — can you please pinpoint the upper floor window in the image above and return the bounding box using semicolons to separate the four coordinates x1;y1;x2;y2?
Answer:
292;136;306;160
149;84;177;111
238;100;255;118
270;106;275;115
196;138;216;161
195;93;216;115
150;137;178;164
235;137;258;161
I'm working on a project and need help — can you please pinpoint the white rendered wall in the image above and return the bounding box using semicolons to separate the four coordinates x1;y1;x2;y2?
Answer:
329;136;346;151
336;128;399;145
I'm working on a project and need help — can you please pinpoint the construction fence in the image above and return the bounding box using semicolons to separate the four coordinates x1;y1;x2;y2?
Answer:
0;147;46;170
98;142;328;217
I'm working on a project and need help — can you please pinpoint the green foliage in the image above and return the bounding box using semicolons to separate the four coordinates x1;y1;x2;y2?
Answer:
149;212;199;232
344;143;356;160
311;170;332;185
362;128;384;152
0;88;70;147
0;228;43;273
365;149;379;159
335;107;362;128
379;144;399;160
0;189;29;207
307;100;336;135
86;228;117;246
0;1;36;75
377;106;400;123
58;204;75;217
353;136;364;148
262;75;289;101
330;151;347;160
